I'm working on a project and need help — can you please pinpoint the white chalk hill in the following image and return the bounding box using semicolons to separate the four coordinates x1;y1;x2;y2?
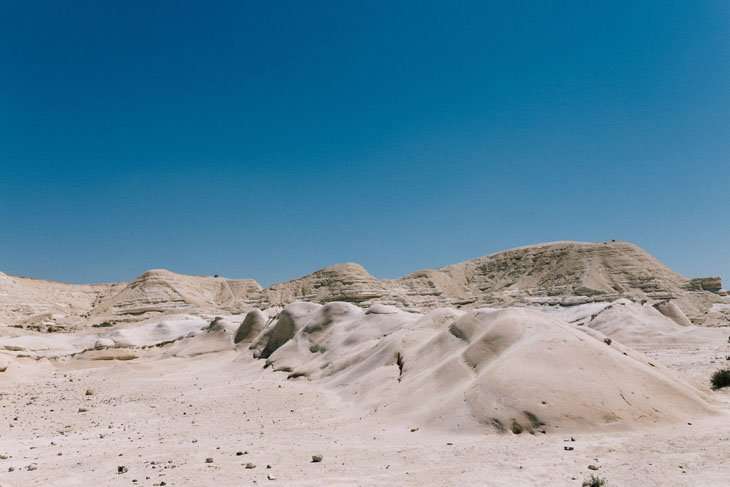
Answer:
2;241;726;329
251;302;714;432
90;269;263;320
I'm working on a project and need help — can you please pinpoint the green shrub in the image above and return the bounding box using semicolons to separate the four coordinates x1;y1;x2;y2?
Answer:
582;474;607;487
710;368;730;390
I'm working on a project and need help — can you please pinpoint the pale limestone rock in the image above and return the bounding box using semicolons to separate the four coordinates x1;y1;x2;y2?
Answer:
653;300;693;326
234;309;267;344
0;241;725;329
94;338;116;350
684;277;722;293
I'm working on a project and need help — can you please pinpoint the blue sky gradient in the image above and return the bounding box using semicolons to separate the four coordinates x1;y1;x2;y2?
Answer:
1;1;729;286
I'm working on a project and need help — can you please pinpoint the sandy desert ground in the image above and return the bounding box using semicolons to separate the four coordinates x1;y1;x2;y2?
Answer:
1;241;729;486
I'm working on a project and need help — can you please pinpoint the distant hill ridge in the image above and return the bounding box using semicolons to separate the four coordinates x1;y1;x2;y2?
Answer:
0;241;724;329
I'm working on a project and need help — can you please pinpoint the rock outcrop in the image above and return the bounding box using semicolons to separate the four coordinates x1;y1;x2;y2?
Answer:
250;302;321;359
234;309;268;344
684;277;723;293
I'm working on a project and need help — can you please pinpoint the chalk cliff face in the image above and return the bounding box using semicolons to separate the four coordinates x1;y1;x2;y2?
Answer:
0;272;120;331
0;269;262;330
90;269;263;320
397;240;701;307
263;263;386;306
0;241;725;329
257;241;723;323
684;277;723;293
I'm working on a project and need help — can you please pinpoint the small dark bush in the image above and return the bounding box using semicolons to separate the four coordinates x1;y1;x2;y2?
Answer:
308;344;327;353
582;474;607;487
92;322;113;328
710;368;730;390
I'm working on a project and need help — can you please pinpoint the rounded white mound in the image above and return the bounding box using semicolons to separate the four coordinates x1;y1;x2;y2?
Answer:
260;303;715;433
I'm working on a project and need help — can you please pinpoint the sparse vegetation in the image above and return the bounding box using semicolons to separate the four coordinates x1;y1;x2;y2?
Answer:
710;368;730;390
309;344;326;353
582;474;607;487
92;322;113;328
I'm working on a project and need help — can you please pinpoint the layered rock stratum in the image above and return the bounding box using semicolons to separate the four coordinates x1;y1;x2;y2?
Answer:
1;240;726;331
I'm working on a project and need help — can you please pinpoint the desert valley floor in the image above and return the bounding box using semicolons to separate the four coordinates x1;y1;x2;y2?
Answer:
1;241;729;486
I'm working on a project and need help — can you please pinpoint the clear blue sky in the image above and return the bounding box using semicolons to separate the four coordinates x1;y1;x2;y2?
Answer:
1;1;729;286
